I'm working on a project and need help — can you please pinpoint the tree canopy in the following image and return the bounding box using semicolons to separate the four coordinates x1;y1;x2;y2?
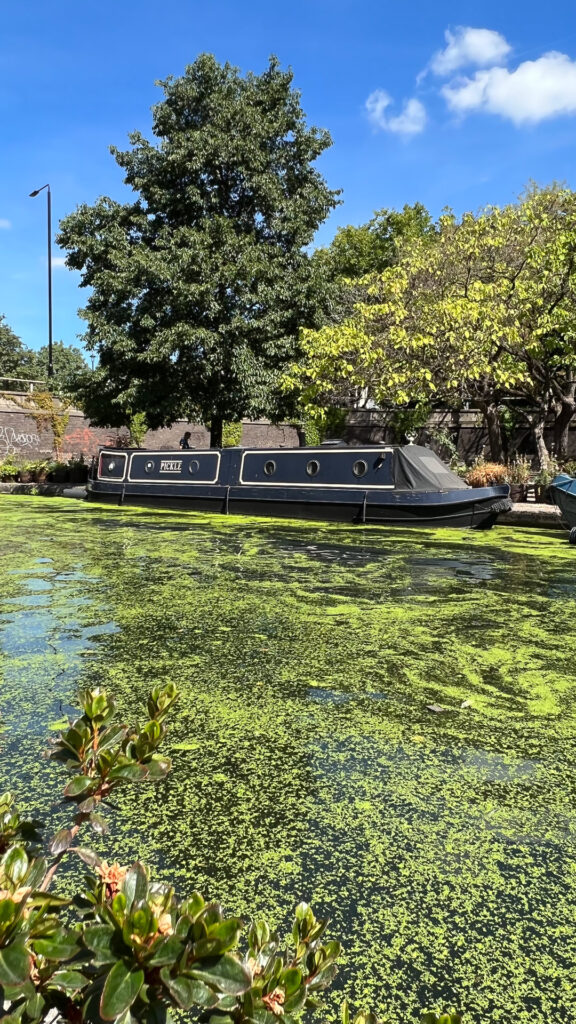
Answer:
313;202;436;281
284;186;576;465
0;316;87;394
58;54;339;445
0;316;36;389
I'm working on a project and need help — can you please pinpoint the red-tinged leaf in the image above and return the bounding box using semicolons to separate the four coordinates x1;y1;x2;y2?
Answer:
32;933;79;960
77;796;98;813
147;935;183;966
100;961;144;1020
89;811;108;834
0;942;30;986
189;953;251;995
159;968;218;1010
72;846;102;868
63;775;95;798
122;863;148;909
49;828;74;856
2;846;28;886
48;969;88;992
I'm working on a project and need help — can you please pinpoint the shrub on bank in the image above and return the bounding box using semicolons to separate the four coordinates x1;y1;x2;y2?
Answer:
464;461;509;488
0;457;88;485
0;686;459;1024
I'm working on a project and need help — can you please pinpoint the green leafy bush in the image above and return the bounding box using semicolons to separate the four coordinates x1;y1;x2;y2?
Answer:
127;412;148;449
505;456;531;484
293;408;348;447
222;422;243;447
0;457;21;481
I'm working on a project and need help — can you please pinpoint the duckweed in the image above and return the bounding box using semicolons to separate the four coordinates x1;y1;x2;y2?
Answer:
1;495;576;1022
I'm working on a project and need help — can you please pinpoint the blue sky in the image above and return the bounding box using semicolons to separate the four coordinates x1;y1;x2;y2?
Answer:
2;0;576;355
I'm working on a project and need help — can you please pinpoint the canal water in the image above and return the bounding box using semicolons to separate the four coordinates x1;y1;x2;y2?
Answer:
1;495;576;1021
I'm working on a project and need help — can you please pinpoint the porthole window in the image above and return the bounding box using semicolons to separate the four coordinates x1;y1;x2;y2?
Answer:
264;460;276;476
144;460;155;474
306;459;320;477
188;460;200;475
106;461;116;472
353;460;368;478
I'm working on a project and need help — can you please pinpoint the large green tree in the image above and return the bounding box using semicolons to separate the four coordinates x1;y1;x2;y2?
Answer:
0;318;88;395
0;316;35;390
58;55;339;446
31;341;89;396
314;202;436;281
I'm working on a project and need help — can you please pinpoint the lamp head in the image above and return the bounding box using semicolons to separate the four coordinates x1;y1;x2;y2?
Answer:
29;184;49;197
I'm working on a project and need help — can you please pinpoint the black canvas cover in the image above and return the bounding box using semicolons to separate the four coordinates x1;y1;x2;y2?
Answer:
394;445;469;491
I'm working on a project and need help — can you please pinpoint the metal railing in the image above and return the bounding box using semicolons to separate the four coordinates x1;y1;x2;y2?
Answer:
0;377;46;393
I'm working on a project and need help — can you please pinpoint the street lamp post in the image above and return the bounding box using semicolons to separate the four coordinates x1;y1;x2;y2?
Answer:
29;184;53;380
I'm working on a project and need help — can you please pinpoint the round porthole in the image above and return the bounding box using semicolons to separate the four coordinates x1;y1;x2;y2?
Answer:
353;459;368;478
144;460;155;474
188;460;200;475
264;460;276;476
106;460;116;472
306;459;320;477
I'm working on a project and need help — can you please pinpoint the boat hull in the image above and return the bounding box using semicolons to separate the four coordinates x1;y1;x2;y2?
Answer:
550;478;576;528
87;468;508;528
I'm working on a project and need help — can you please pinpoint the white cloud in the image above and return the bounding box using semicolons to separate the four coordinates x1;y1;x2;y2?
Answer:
52;256;68;268
365;90;427;136
442;51;576;124
431;26;511;76
0;218;11;229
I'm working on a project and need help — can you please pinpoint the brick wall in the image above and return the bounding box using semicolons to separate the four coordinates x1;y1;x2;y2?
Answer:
4;394;575;463
344;408;576;461
0;396;300;459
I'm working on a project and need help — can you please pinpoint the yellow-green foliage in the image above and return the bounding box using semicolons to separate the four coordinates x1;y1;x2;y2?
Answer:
222;421;243;447
284;185;576;420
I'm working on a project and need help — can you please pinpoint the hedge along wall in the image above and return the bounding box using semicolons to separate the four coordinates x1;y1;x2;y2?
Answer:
0;396;300;460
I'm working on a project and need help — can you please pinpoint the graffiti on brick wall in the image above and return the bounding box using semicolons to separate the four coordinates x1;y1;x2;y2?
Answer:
0;424;46;457
62;425;107;457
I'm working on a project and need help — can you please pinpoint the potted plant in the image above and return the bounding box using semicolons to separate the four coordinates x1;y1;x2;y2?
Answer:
33;459;50;482
465;459;508;487
560;459;576;479
68;454;89;483
506;455;531;502
534;457;559;503
17;460;35;483
0;457;19;482
47;459;69;483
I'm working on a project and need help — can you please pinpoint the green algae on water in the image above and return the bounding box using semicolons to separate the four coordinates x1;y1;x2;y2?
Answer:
1;495;576;1022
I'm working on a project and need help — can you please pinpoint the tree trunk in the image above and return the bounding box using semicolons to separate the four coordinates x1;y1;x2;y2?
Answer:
479;401;504;462
553;394;576;462
532;411;550;469
210;416;223;448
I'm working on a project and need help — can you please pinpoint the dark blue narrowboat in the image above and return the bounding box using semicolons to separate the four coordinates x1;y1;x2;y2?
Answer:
88;442;511;529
